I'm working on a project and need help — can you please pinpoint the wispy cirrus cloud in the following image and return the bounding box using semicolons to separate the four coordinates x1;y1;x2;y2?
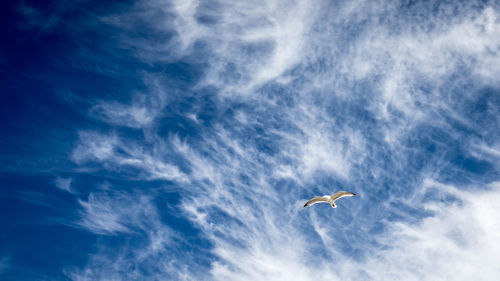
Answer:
61;0;500;280
88;75;171;128
72;131;188;182
357;180;500;281
54;177;74;194
76;191;132;235
68;188;198;280
100;0;317;94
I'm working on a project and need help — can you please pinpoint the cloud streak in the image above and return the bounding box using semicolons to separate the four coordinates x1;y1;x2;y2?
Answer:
55;177;74;194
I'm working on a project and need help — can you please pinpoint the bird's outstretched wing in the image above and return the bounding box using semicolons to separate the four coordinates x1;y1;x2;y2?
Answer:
330;191;356;203
304;196;328;207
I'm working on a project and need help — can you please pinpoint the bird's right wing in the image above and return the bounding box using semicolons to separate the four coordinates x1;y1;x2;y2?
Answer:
303;196;328;207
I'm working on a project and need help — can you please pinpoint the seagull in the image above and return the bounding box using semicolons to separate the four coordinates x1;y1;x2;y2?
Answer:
303;191;356;208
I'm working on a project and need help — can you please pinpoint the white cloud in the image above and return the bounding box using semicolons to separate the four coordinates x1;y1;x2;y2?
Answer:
77;193;130;235
55;177;74;194
71;131;188;182
70;190;184;280
88;75;170;128
91;102;153;128
342;5;500;147
72;131;118;164
102;0;317;95
357;181;500;281
67;0;500;280
163;2;500;279
470;140;500;160
76;190;173;242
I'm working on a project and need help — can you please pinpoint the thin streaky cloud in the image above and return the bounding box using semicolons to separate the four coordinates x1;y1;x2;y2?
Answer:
67;2;500;279
54;177;74;194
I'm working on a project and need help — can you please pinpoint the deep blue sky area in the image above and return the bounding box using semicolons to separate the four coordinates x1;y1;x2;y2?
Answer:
0;1;161;279
1;0;500;280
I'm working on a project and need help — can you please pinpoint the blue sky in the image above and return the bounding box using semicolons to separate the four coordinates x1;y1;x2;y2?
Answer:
1;0;500;280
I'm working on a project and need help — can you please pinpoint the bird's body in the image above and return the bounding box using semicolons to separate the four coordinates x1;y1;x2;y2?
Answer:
303;191;356;208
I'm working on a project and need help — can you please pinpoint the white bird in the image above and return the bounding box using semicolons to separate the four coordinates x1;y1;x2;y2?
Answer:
303;191;356;208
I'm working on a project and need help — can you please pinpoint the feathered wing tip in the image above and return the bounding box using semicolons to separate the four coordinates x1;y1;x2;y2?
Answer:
337;191;356;196
303;196;328;207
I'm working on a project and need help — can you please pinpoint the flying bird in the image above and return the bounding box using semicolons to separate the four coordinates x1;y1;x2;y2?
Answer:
303;191;356;208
